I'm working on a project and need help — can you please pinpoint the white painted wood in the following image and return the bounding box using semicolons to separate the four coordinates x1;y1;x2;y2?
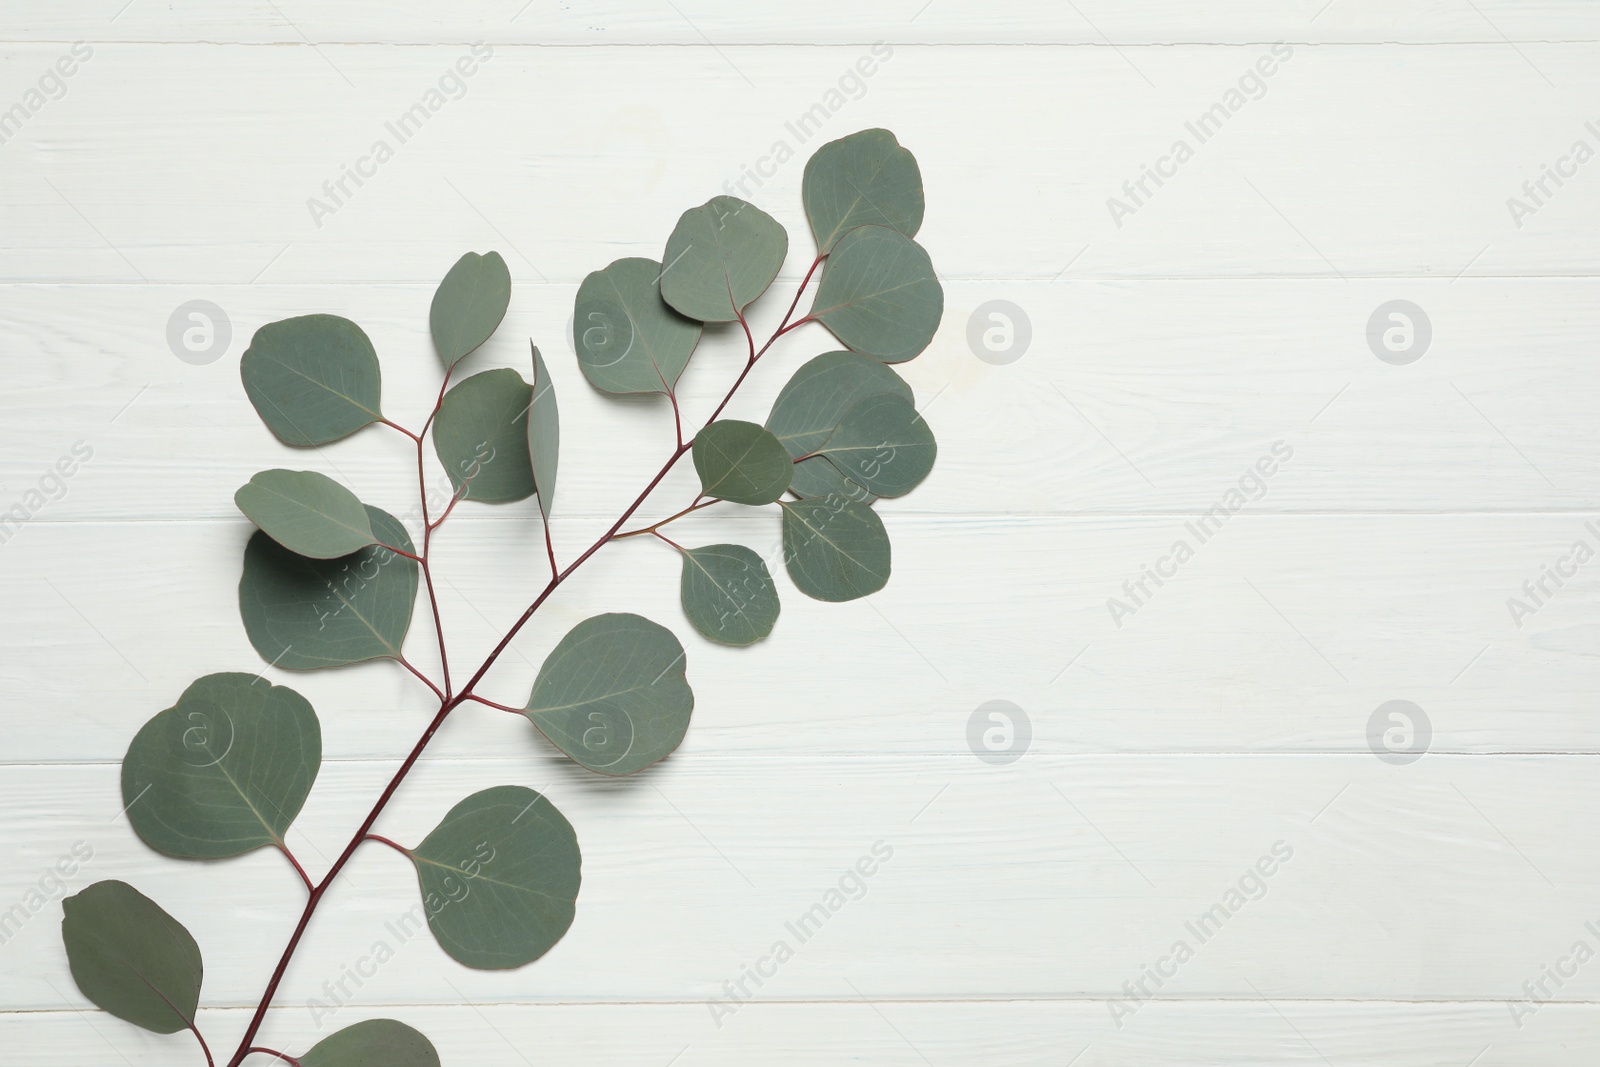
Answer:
6;3;1600;1064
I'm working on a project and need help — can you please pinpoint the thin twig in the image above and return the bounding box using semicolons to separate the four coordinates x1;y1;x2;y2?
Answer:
274;842;314;893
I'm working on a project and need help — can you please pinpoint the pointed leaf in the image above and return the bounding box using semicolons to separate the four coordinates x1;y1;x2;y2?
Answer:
524;613;693;776
300;1019;440;1067
803;128;925;253
430;251;511;369
659;196;787;323
573;257;702;395
122;674;321;859
235;469;377;559
780;497;891;602
408;785;581;969
527;344;560;516
812;393;937;498
693;420;792;506
241;314;383;446
766;350;912;460
432;368;536;504
680;544;779;646
61;881;202;1035
240;504;419;670
810;225;943;363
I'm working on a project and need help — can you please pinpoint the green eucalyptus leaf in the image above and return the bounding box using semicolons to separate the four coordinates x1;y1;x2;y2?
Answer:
812;393;937;498
527;344;560;516
680;544;779;647
524;613;693;776
61;881;202;1035
241;314;383;446
408;785;581;970
791;454;874;503
809;225;943;363
766;351;913;460
573;257;702;396
693;420;792;506
235;469;377;559
300;1019;441;1067
803;128;925;253
122;673;321;860
432;368;536;504
240;504;419;670
659;196;787;323
430;251;511;369
780;497;891;602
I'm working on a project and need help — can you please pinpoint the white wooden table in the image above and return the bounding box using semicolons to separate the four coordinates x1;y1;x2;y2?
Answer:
3;3;1599;1063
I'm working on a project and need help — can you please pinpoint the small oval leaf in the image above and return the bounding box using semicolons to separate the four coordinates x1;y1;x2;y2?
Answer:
573;257;702;396
803;128;925;253
680;544;780;647
61;881;202;1035
527;344;560;516
659;196;788;323
780;497;891;602
693;420;792;506
432;368;537;504
235;469;377;560
300;1019;441;1067
409;785;581;970
431;251;511;369
240;504;420;670
123;673;321;860
525;613;693;776
809;225;943;363
241;314;383;446
813;393;937;498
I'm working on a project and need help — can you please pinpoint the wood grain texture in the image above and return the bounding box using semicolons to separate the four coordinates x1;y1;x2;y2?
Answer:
6;3;1600;1064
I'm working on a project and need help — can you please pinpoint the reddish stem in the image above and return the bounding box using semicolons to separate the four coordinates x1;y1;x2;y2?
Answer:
363;833;412;856
462;693;524;715
244;1049;302;1066
395;656;444;702
273;843;313;893
189;1020;216;1067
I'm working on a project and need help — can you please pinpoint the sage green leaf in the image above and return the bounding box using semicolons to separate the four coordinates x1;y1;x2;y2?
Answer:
61;881;202;1035
432;368;536;504
780;497;891;602
241;314;383;446
803;128;925;253
809;225;943;363
234;469;377;560
524;613;693;776
240;504;419;670
659;196;787;323
300;1019;441;1067
122;673;320;860
790;454;874;504
409;785;581;969
527;344;560;516
430;251;511;369
766;351;912;460
693;420;792;506
680;544;779;646
812;393;937;498
573;257;702;395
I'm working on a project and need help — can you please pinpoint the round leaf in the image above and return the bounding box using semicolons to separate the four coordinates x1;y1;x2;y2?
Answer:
803;128;925;253
809;225;943;363
430;250;511;369
680;544;779;647
527;344;560;516
409;785;581;970
235;469;377;560
524;613;693;776
573;257;702;395
659;196;787;323
122;673;321;860
693;420;792;506
240;504;419;670
780;497;891;602
300;1019;440;1067
766;351;912;461
432;368;536;504
791;454;874;504
241;314;383;446
61;881;202;1035
812;393;937;498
